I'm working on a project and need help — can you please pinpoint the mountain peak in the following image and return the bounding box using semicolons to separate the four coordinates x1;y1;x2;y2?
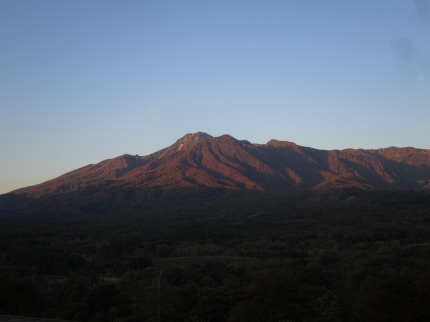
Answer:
266;139;298;148
176;132;213;151
182;132;213;141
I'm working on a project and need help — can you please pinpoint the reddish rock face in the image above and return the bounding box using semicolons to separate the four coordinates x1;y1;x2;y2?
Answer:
11;132;430;197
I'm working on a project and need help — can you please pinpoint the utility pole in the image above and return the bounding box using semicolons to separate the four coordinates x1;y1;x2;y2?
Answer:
157;270;162;322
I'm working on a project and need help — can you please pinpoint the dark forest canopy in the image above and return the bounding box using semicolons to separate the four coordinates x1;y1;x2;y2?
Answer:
1;187;430;321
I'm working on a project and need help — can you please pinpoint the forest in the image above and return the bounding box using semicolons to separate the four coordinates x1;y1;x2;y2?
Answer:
1;187;430;321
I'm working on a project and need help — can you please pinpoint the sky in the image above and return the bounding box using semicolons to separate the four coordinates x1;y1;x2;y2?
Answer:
1;0;430;194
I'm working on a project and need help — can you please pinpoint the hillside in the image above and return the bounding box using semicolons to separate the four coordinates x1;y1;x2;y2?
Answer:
9;132;430;198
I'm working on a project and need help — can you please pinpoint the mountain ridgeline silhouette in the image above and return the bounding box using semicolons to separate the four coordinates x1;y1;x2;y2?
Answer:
9;132;430;198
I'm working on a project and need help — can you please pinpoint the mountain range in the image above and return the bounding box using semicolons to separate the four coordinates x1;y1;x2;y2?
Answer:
9;132;430;198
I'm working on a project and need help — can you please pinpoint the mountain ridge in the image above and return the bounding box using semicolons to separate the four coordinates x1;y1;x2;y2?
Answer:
9;132;430;197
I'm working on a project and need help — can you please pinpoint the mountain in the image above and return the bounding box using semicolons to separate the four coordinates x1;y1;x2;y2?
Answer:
9;132;430;198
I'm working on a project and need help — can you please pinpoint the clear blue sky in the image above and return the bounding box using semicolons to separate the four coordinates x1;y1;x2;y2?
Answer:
1;0;430;194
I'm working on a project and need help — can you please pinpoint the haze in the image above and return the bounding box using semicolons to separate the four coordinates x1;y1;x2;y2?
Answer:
1;0;430;194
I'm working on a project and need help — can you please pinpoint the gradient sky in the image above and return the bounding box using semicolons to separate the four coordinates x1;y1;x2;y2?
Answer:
1;0;430;194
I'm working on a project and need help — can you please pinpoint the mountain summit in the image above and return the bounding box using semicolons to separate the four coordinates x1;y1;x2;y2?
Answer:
173;132;213;152
10;133;430;197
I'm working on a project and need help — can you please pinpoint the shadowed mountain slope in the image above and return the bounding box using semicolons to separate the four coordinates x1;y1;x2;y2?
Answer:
9;132;430;198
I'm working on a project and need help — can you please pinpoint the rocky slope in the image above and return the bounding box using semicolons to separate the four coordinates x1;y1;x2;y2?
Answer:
10;132;430;197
